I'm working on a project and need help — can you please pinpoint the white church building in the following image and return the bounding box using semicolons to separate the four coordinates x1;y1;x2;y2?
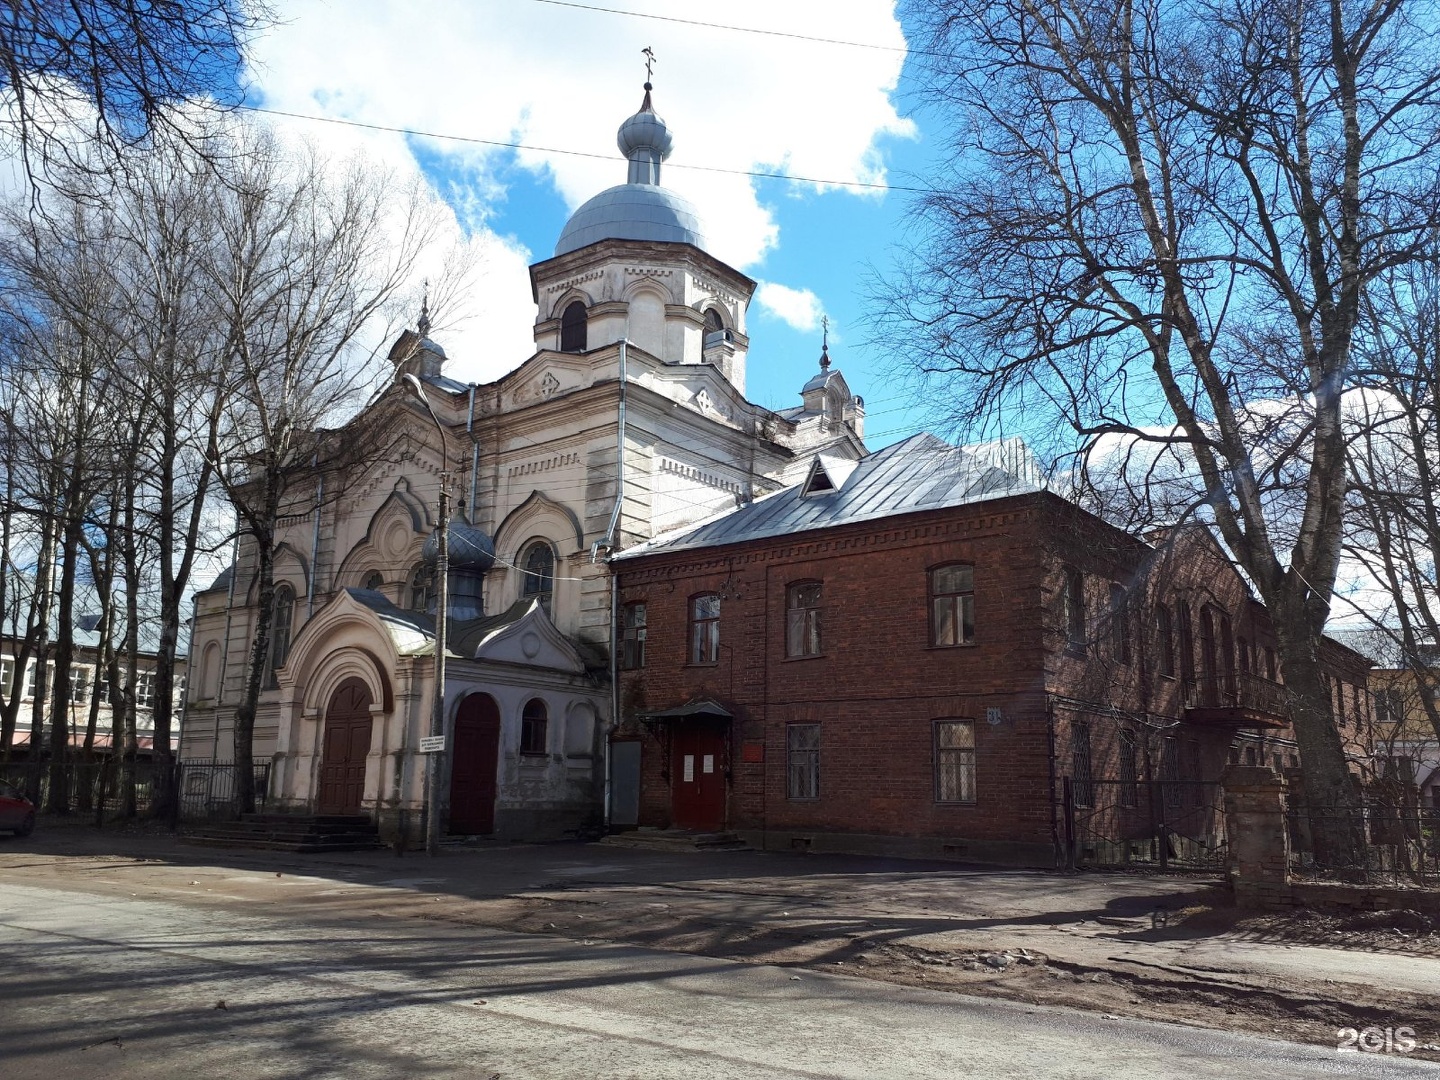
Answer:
179;81;866;840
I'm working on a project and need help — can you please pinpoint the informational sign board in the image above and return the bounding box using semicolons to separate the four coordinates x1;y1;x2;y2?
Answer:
418;735;446;754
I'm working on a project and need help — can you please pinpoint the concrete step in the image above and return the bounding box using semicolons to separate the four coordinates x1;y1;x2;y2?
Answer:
600;829;749;853
182;812;383;853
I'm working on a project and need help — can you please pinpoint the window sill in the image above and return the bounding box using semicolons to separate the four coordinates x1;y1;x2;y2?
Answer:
935;800;978;807
518;753;549;765
924;641;977;651
685;661;720;668
781;653;825;662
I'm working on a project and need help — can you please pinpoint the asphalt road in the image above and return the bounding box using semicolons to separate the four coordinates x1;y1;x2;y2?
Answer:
1;880;1433;1080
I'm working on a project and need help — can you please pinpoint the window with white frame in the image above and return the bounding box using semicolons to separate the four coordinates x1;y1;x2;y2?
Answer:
135;671;156;709
934;719;976;803
787;723;820;799
69;665;90;704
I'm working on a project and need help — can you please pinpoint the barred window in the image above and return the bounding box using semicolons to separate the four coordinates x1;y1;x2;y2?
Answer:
1063;567;1086;648
1071;721;1094;808
930;564;975;646
1157;604;1176;678
934;720;976;803
787;723;820;799
786;581;822;657
1119;728;1138;808
690;594;720;664
1109;584;1129;663
621;602;647;669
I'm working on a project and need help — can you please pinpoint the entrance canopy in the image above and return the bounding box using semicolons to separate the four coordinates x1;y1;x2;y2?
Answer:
638;698;732;722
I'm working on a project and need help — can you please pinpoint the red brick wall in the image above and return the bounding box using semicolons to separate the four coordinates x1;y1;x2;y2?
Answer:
614;495;1369;861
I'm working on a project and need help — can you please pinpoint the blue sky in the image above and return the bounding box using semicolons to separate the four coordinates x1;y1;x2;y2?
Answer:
239;0;936;446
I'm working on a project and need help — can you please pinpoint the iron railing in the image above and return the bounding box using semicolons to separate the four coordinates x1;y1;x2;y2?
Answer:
1287;801;1439;887
1062;777;1227;870
0;759;270;822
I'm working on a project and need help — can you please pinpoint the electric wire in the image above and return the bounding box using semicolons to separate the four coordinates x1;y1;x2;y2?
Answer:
233;104;932;195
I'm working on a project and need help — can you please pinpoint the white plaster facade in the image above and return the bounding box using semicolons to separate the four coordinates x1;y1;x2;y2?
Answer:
179;85;866;840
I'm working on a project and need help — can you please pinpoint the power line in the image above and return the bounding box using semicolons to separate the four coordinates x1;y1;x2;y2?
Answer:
521;0;917;56
233;104;934;195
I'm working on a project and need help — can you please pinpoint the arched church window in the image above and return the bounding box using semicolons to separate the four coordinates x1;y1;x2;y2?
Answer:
521;698;549;756
363;571;386;593
521;540;555;614
560;301;587;352
408;563;432;613
265;584;295;688
703;307;727;349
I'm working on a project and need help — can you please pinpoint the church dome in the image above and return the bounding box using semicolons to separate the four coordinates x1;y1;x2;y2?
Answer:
555;184;705;256
553;82;706;257
422;517;496;573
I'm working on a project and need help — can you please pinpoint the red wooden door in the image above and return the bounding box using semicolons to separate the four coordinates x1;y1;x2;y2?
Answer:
449;693;501;834
670;723;727;830
318;678;373;815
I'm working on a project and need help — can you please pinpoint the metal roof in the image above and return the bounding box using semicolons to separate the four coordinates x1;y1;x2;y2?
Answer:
638;698;733;721
615;433;1046;560
554;183;706;256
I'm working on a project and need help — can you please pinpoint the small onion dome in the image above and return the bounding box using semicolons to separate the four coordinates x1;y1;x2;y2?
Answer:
422;517;496;573
616;96;674;160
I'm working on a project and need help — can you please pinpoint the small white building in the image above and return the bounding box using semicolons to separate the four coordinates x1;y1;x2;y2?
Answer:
180;81;866;841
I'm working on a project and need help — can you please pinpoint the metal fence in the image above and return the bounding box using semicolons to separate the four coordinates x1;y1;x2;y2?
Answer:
0;759;271;822
0;759;162;817
176;760;272;821
1288;801;1439;887
1062;777;1227;870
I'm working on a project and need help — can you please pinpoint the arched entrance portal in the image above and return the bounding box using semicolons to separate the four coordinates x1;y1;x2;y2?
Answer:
450;693;501;834
318;677;373;815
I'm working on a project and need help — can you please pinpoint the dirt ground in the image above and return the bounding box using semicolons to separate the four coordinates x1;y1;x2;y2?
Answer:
5;821;1440;1060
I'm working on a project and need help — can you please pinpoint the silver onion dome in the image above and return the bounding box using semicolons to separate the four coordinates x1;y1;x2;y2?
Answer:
553;82;706;257
422;516;495;573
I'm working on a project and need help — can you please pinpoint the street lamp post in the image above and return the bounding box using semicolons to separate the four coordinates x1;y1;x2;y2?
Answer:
404;374;449;856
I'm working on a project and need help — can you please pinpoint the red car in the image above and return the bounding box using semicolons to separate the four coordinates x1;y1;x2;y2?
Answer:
0;779;35;836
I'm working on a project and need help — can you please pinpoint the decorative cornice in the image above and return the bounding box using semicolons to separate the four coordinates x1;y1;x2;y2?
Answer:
658;456;742;496
507;452;582;480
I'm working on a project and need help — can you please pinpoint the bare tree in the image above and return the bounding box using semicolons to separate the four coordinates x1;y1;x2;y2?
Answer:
0;0;266;194
207;133;443;812
882;0;1440;864
1344;254;1440;747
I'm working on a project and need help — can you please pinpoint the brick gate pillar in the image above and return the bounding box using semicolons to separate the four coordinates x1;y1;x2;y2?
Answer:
1222;764;1290;907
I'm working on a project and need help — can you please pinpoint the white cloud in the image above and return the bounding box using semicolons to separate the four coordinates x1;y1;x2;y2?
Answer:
238;0;912;380
754;280;825;332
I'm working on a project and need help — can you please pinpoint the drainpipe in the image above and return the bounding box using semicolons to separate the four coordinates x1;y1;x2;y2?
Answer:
591;339;627;830
308;456;322;618
466;384;479;523
213;530;240;760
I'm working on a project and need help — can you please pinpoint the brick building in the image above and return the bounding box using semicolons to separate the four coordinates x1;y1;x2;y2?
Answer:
610;434;1372;866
